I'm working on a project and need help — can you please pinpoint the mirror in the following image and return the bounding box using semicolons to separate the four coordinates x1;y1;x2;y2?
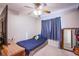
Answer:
62;28;77;51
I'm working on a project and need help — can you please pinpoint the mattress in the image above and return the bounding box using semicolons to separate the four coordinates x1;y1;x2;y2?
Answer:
17;37;47;55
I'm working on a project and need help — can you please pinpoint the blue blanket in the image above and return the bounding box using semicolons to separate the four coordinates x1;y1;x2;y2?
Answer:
17;37;47;53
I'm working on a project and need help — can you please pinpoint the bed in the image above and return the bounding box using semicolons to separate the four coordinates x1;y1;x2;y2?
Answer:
17;35;48;56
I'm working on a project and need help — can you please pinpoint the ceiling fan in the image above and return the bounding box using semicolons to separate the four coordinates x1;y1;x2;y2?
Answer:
24;3;51;15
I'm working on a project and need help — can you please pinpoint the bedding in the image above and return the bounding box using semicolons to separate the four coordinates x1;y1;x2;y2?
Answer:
33;35;39;40
17;35;47;55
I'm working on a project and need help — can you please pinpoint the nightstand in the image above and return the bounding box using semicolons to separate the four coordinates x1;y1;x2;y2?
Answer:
1;43;25;56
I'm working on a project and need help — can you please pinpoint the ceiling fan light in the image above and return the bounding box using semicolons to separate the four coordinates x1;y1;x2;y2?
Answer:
39;6;43;10
33;10;42;15
38;10;42;15
33;10;38;15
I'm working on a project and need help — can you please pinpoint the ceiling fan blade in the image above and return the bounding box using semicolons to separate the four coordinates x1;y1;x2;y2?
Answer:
24;6;33;9
34;3;41;7
45;10;51;13
43;10;51;13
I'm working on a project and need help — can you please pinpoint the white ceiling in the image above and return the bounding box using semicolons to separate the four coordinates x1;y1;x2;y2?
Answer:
0;3;79;18
47;3;79;11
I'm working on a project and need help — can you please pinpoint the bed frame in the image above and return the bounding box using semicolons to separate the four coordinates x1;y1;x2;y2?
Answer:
28;41;48;56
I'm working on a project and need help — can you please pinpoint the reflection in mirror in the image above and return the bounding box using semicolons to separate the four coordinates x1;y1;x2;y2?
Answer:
62;28;76;51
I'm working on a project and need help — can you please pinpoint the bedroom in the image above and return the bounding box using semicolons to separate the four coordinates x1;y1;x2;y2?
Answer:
0;3;79;56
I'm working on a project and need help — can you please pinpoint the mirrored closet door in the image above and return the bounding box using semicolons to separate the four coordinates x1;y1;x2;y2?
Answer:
62;28;77;51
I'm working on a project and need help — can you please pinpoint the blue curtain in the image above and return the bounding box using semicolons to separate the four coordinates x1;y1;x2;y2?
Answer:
41;17;61;41
51;17;61;41
41;20;51;39
41;17;61;48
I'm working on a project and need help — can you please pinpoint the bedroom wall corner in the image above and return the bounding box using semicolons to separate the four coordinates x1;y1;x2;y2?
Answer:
7;10;40;42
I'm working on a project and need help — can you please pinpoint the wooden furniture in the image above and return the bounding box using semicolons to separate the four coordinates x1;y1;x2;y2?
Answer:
1;43;25;56
73;46;79;55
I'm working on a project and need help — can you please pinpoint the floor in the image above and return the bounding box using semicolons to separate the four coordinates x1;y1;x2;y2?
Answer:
33;40;76;56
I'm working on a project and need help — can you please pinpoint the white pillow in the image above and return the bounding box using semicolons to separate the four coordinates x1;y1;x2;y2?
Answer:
35;35;39;40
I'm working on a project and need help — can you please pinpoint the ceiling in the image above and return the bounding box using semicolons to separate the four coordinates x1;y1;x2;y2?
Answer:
47;3;79;11
0;3;79;18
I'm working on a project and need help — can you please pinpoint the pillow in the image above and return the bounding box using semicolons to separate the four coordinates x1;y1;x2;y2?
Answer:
33;35;39;40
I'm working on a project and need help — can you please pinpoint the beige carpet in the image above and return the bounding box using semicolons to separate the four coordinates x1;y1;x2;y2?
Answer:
33;40;76;56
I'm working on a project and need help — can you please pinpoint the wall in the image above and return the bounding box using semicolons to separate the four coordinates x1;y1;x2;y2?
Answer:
36;18;41;34
8;10;40;42
61;10;79;28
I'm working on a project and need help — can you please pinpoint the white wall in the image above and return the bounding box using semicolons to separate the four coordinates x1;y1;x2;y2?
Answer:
36;18;41;34
61;10;79;28
8;10;40;42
